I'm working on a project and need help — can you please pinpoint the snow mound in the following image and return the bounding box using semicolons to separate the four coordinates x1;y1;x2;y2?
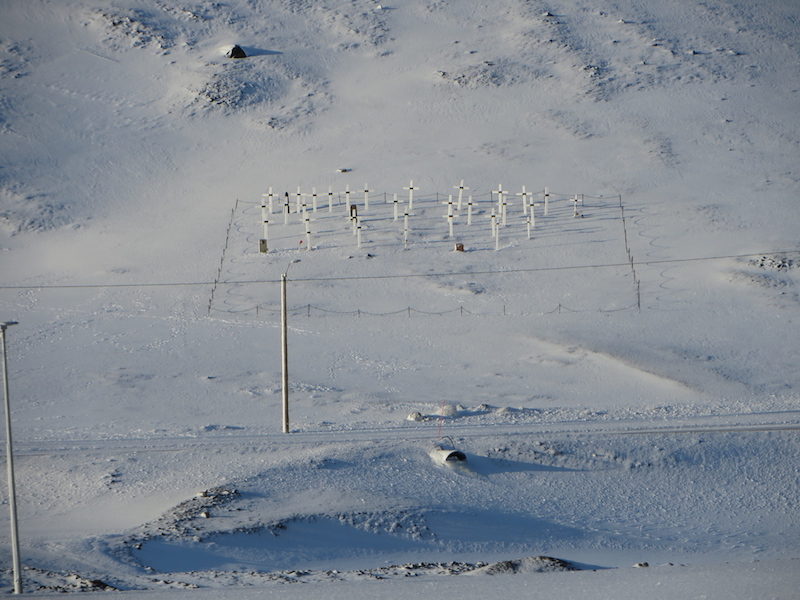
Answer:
438;403;460;417
17;568;119;594
191;66;285;112
0;184;70;234
751;255;796;271
468;555;577;575
436;60;538;88
84;7;175;52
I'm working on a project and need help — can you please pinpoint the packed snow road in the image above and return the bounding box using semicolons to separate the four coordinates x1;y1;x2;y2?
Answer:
12;410;800;457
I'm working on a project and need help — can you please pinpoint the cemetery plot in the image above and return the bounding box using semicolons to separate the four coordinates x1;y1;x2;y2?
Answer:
212;183;637;316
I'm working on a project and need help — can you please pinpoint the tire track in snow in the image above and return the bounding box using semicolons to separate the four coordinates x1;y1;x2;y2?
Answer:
14;413;800;458
633;204;692;309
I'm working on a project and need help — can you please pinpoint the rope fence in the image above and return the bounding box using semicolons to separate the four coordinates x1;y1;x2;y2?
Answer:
208;182;639;316
209;198;239;315
207;300;640;319
618;194;641;311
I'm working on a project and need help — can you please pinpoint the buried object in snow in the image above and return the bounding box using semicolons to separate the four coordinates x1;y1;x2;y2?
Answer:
430;447;467;464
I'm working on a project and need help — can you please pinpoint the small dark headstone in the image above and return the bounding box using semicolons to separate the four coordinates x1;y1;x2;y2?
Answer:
227;45;247;59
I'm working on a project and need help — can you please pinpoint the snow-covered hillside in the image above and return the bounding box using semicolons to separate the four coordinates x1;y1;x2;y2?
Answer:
0;0;798;596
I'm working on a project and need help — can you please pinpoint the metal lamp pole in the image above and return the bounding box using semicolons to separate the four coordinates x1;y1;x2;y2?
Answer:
281;272;289;433
1;321;22;594
281;261;299;433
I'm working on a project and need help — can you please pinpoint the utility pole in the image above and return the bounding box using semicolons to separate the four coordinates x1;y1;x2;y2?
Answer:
2;321;22;594
280;261;299;433
281;274;289;433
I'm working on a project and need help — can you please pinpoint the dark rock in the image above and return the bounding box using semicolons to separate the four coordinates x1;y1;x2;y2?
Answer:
227;45;247;59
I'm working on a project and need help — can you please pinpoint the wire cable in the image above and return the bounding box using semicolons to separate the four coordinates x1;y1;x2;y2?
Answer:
0;250;797;291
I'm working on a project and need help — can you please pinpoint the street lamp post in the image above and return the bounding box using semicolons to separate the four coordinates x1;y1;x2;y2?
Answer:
281;273;289;433
1;321;22;594
281;261;299;433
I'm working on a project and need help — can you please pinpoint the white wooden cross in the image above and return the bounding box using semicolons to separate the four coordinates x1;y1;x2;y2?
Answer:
570;194;583;217
494;184;508;226
363;184;371;211
404;180;416;211
516;186;529;216
304;210;312;250
454;179;469;211
443;194;455;237
299;191;312;215
543;187;550;216
304;212;312;248
262;186;274;214
260;191;269;248
493;184;505;213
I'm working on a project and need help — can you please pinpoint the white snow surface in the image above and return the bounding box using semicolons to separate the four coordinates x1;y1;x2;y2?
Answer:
0;0;799;597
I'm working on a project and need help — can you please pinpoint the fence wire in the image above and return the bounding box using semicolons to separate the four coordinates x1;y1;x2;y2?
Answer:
207;301;642;319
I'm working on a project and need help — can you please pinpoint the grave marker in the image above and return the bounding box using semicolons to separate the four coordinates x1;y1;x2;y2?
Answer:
517;186;529;216
454;180;469;210
404;180;416;211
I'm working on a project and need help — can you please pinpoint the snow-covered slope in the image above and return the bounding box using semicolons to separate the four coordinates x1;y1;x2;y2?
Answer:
0;0;798;596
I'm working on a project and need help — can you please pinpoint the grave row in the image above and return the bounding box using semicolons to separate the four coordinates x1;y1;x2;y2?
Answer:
257;180;585;253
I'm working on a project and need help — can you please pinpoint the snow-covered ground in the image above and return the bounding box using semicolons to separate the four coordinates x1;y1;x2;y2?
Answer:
1;0;799;596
